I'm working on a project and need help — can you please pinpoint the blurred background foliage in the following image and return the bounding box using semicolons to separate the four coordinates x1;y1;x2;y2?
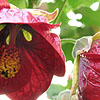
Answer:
8;0;100;99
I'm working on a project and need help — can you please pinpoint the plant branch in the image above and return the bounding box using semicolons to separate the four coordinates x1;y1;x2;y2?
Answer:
53;0;68;24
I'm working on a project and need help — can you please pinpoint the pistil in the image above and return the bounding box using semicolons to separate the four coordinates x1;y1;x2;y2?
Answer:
9;24;21;47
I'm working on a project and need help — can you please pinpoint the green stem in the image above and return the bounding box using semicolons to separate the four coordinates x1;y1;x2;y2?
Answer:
61;38;76;44
53;0;68;24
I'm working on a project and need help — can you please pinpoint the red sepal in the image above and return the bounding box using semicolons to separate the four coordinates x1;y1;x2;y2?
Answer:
0;0;10;9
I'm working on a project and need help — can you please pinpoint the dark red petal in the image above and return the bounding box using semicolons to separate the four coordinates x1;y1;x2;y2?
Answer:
0;25;32;94
0;0;10;9
79;39;100;100
0;45;32;94
6;24;65;100
80;53;100;62
0;22;65;100
0;8;47;24
79;56;100;100
48;33;65;76
7;32;56;100
7;65;53;100
29;23;65;76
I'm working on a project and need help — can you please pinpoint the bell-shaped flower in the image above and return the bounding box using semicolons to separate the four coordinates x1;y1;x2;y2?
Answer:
0;0;65;100
71;32;100;100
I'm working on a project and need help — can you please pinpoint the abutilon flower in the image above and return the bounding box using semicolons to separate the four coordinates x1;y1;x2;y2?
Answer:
0;0;65;100
71;32;100;100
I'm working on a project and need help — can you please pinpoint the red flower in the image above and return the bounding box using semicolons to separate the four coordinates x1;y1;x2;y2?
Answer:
79;39;100;100
71;32;100;100
0;0;65;100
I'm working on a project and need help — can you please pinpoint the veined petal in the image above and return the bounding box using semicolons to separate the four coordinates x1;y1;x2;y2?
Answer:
7;42;53;100
0;45;32;94
6;29;56;100
0;2;65;99
22;8;59;22
0;25;32;94
17;24;65;76
7;63;53;100
29;23;65;76
0;8;47;24
9;2;58;22
79;54;100;100
78;39;100;100
6;23;65;100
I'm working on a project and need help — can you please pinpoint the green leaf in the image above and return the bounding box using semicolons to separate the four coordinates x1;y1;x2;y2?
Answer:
66;78;72;89
77;26;95;37
60;25;78;39
8;0;27;9
48;0;69;24
47;79;72;99
46;84;66;99
62;43;74;61
75;7;100;26
27;0;41;8
60;25;95;39
68;0;99;9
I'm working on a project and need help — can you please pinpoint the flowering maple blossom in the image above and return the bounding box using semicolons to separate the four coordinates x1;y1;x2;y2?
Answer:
78;37;100;100
71;32;100;100
0;0;65;100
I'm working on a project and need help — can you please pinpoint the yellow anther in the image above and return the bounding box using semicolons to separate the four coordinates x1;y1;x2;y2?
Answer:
0;46;21;79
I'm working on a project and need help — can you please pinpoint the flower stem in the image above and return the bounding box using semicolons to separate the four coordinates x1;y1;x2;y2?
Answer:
53;0;68;24
61;38;76;44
